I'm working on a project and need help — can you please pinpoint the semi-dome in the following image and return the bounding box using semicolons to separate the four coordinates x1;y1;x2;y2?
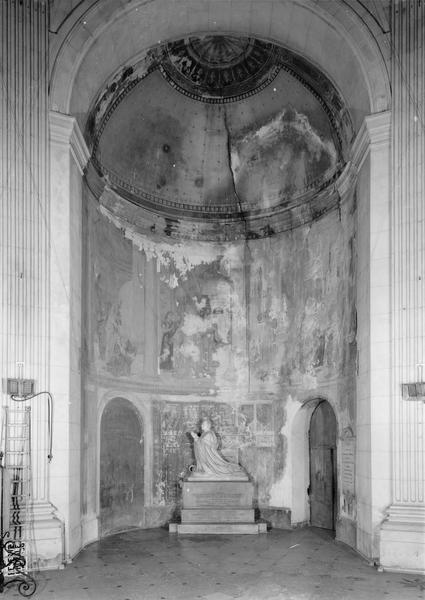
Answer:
87;34;353;238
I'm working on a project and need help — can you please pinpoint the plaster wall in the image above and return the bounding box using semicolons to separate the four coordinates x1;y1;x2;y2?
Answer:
50;114;87;561
355;154;372;557
354;112;392;562
68;158;84;557
81;184;357;544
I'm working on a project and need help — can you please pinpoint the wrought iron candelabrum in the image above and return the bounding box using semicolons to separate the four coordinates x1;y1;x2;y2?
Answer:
0;452;36;597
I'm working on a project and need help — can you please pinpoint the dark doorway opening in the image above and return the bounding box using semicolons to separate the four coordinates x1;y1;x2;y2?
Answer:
99;398;144;536
309;400;337;530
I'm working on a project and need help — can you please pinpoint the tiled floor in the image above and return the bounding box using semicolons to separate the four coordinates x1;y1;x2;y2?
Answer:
7;527;425;600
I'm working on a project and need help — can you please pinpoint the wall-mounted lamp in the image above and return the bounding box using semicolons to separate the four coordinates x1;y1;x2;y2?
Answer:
401;382;425;403
6;378;34;399
401;363;425;403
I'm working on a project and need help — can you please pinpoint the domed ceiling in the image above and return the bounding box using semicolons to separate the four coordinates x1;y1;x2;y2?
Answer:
87;35;353;237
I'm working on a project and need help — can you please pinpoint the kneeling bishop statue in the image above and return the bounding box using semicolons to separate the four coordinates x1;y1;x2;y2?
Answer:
189;417;248;480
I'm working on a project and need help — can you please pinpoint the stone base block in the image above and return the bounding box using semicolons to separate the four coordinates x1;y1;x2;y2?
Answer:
379;506;425;574
25;503;65;570
175;522;267;534
170;479;266;535
182;480;253;508
259;507;291;530
181;508;254;523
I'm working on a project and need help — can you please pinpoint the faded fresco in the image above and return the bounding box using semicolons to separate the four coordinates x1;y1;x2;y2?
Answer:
95;67;341;216
230;104;338;210
246;211;357;397
153;400;275;506
159;258;233;378
85;187;356;522
88;202;146;378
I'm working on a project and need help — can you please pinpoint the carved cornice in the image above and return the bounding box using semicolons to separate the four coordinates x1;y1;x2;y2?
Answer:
350;110;391;171
365;110;391;147
50;111;90;174
335;162;356;199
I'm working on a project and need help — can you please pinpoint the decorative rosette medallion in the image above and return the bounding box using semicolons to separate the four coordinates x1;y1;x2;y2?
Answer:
160;35;280;102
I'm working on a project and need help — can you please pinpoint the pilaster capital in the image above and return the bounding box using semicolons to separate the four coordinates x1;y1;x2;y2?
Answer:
351;110;391;170
49;111;90;174
365;110;391;146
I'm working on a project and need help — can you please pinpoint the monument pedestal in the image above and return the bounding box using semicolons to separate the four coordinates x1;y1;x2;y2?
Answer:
170;480;267;534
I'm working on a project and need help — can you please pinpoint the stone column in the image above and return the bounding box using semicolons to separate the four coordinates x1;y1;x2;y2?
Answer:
49;112;89;560
0;0;64;568
380;0;425;573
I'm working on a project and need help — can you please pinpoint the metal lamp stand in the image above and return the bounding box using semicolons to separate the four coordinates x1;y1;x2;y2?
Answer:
0;451;36;597
0;378;54;598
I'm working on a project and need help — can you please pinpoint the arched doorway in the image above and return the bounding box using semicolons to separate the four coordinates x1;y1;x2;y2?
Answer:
309;400;337;530
99;398;144;536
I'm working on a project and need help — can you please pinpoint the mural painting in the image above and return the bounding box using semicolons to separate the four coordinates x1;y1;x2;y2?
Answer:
153;400;275;506
90;205;146;378
87;193;357;529
159;258;233;379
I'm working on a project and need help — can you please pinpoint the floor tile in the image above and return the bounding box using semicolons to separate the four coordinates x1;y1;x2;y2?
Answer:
7;527;424;600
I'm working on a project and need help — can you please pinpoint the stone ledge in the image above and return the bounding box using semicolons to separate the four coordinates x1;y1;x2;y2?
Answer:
181;508;255;523
172;522;267;534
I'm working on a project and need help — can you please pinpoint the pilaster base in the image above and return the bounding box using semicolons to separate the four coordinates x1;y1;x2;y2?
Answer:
26;502;65;570
81;513;99;548
379;505;425;574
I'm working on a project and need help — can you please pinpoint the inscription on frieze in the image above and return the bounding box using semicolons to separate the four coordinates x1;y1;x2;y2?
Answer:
183;481;253;508
341;438;355;492
190;492;243;507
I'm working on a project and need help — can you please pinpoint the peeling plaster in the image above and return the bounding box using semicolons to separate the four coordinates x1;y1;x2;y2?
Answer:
269;394;301;507
99;204;241;282
231;106;338;209
88;190;357;522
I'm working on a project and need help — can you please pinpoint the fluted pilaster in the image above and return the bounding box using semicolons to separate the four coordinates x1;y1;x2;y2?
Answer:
391;0;425;508
380;0;425;574
0;0;51;498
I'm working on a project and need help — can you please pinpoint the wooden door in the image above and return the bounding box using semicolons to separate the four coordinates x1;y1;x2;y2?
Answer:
309;401;337;530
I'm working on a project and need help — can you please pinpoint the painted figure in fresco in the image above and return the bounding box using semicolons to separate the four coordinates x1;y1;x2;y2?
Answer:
159;311;181;370
190;417;247;479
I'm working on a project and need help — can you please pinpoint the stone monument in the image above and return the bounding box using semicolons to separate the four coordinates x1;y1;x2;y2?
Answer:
169;418;266;534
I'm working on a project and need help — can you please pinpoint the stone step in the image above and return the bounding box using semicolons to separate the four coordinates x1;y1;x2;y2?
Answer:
174;522;267;535
181;508;255;523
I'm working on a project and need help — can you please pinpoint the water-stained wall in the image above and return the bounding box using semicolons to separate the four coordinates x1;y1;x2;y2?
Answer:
82;184;356;534
100;398;144;535
247;213;357;391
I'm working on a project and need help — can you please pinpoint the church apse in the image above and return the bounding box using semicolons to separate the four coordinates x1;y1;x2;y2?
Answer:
81;32;356;533
82;191;356;530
